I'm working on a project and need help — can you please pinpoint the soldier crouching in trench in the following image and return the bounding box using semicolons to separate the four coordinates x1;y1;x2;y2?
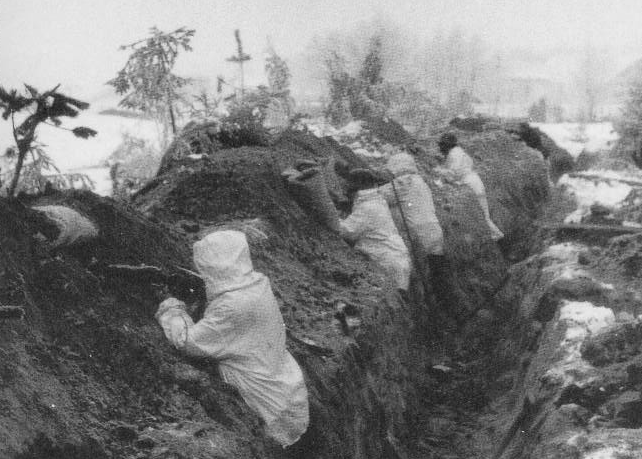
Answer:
154;230;310;448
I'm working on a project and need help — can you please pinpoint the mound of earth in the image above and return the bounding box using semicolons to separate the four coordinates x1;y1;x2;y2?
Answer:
479;229;642;459
0;195;278;459
445;117;575;181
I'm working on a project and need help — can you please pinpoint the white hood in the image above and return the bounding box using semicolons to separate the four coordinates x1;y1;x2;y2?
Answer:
385;152;420;177
193;230;263;298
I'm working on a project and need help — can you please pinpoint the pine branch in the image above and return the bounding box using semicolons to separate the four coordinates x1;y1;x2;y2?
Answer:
39;120;97;138
72;127;98;139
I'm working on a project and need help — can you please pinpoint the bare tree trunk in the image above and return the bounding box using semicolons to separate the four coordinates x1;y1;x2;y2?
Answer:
158;47;177;135
167;92;177;135
7;113;28;198
7;149;26;198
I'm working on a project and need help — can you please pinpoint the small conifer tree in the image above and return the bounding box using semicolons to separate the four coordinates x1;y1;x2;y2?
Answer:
0;84;96;197
108;27;195;140
265;45;291;96
528;97;548;123
617;74;642;166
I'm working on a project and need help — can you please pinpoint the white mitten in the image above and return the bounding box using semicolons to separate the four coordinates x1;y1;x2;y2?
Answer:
155;298;189;349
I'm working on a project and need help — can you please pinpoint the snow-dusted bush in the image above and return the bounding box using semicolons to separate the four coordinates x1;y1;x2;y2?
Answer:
109;132;162;200
616;72;642;168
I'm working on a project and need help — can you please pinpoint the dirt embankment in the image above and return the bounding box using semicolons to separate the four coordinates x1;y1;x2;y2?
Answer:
469;152;642;458
0;121;551;459
475;232;642;459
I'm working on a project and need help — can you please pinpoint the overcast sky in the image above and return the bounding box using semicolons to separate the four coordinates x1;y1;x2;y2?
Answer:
2;0;642;100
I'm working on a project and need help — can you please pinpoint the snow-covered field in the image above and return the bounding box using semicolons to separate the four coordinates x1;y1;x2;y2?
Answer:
0;111;159;196
534;121;642;223
533;122;619;159
0;115;633;203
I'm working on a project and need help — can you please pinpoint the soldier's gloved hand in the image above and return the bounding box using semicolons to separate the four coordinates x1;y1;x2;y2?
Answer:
155;297;189;349
155;297;187;318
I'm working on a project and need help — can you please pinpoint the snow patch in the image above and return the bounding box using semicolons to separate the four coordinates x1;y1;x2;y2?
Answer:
584;447;626;459
541;242;592;279
296;118;364;140
353;147;385;158
556;265;592;280
542;242;584;263
544;301;615;387
558;169;637;223
559;174;632;208
572;169;642;183
296;118;400;159
560;301;615;335
339;121;364;137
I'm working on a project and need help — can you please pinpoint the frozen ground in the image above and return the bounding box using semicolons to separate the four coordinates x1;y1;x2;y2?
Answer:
545;299;615;387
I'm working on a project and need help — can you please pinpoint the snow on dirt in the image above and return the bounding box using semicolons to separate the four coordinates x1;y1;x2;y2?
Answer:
301;119;364;139
533;123;619;159
558;170;635;223
297;118;388;158
544;300;615;387
541;242;592;280
537;243;617;387
583;448;627;459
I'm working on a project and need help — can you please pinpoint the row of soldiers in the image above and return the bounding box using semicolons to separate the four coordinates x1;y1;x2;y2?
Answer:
284;132;503;293
153;132;503;448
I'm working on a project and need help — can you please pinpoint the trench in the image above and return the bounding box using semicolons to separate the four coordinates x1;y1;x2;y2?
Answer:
418;150;642;459
3;124;642;459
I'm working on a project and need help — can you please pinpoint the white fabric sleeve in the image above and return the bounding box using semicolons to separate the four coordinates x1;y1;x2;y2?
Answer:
338;205;369;243
446;148;474;179
378;183;396;206
445;150;463;174
155;298;225;359
176;316;229;359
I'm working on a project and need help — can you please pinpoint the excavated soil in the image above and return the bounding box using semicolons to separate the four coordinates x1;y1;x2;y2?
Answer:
0;122;557;459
